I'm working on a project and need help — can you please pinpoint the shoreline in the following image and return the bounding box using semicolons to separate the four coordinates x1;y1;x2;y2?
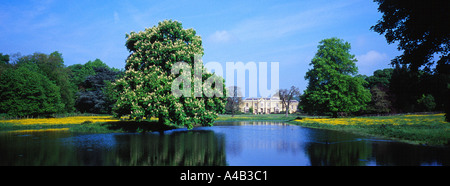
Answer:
287;113;449;147
1;113;448;146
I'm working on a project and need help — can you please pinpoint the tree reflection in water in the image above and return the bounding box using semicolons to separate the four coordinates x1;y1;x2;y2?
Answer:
111;130;226;166
1;122;449;166
0;130;226;166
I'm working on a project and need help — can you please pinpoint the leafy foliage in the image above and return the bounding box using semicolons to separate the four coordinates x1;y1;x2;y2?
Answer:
0;53;10;75
371;0;450;72
389;67;424;113
301;38;371;117
372;0;450;120
435;57;450;121
364;67;448;114
68;59;119;89
363;69;394;114
0;53;9;65
113;20;227;129
366;85;392;114
75;67;122;114
0;65;64;117
365;68;393;88
15;52;76;113
417;94;436;112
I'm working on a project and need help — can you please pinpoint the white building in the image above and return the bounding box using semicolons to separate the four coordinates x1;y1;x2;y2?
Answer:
240;95;298;114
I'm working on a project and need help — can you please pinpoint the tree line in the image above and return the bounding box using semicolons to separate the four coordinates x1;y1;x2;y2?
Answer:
0;52;122;118
297;37;449;118
294;0;450;121
1;37;448;122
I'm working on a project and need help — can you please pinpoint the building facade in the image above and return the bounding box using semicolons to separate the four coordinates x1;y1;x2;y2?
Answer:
240;96;298;114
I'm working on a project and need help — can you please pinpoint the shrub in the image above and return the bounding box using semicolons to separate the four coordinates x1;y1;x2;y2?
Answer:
417;94;436;112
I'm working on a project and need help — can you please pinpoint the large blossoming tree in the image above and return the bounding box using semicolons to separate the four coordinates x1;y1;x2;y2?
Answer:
112;20;227;129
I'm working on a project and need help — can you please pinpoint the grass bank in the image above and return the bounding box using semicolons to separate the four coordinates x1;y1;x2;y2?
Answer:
0;116;120;131
288;113;450;146
0;115;173;133
0;114;296;133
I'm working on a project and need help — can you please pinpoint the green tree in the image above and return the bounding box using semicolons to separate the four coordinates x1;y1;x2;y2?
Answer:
0;53;9;64
0;53;11;75
435;57;450;121
75;67;122;114
16;52;76;113
113;20;227;129
67;58;117;89
389;67;421;113
366;85;392;114
67;64;88;88
365;68;393;88
417;94;436;112
301;38;371;117
372;0;450;121
0;65;64;117
371;0;449;72
68;59;122;113
364;68;394;114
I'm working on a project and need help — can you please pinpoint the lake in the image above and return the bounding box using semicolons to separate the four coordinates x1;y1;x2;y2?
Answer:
0;121;449;166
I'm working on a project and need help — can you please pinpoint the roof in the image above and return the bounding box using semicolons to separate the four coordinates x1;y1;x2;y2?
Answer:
244;97;298;102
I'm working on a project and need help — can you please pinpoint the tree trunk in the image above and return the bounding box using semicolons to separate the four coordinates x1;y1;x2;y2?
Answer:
285;103;289;117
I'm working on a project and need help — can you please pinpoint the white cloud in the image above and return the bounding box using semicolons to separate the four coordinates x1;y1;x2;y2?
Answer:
356;50;390;75
208;30;236;43
357;50;388;65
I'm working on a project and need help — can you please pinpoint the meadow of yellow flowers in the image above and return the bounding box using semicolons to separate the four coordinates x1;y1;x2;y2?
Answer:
1;115;120;126
293;113;447;126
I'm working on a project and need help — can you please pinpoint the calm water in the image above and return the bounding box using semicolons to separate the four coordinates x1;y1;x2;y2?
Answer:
0;121;449;166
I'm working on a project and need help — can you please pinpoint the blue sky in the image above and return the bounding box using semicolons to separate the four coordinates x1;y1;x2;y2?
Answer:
0;0;401;94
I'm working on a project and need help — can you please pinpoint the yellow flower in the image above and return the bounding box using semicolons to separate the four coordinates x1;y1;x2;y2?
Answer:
8;128;70;133
292;113;447;126
3;116;120;126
